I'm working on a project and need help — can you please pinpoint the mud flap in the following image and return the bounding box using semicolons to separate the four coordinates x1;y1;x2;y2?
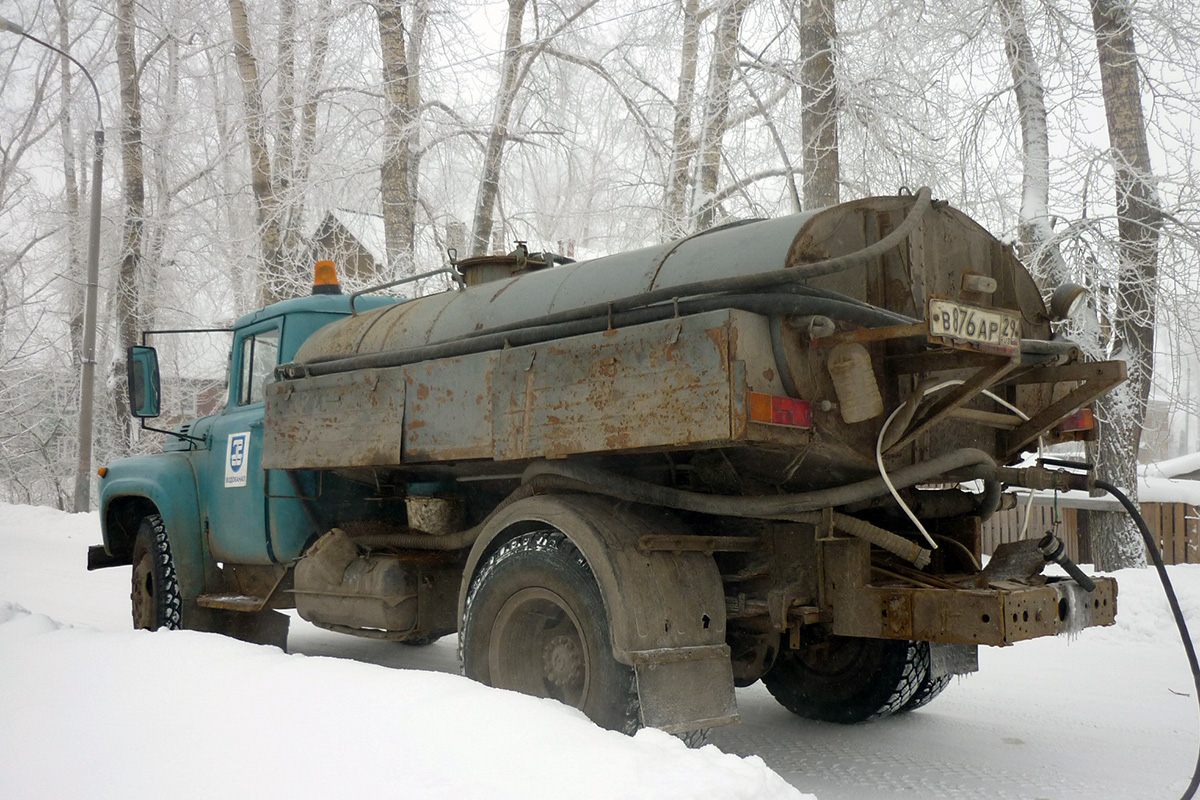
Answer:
631;645;739;733
929;643;979;679
183;606;290;650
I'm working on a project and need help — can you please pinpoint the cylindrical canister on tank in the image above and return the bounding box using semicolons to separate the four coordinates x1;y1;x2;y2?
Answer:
826;342;884;424
405;493;465;536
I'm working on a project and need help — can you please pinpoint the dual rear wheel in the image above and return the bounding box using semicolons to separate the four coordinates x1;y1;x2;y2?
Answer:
763;634;951;724
461;530;952;731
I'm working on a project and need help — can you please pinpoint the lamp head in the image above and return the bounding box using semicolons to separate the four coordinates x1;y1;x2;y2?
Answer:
1050;282;1088;321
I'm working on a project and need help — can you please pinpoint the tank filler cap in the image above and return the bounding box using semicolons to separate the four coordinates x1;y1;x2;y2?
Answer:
312;260;342;295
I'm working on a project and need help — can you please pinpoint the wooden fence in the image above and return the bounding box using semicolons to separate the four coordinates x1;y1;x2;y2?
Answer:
981;498;1200;565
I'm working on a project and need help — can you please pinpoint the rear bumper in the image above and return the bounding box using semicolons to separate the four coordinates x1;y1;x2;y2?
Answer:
823;538;1117;646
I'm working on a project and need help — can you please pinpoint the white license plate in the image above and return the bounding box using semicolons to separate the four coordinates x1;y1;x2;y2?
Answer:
927;298;1021;355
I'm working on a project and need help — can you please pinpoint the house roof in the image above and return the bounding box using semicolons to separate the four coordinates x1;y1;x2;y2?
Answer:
320;209;388;267
1141;451;1200;481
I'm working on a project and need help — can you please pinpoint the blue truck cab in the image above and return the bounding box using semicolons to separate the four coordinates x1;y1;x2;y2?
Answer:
93;274;398;633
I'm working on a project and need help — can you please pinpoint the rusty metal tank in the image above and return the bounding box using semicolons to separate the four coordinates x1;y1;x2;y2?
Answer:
272;192;1117;493
295;194;1050;362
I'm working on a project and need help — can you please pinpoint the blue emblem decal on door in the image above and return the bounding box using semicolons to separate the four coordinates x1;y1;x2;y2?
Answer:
225;432;251;487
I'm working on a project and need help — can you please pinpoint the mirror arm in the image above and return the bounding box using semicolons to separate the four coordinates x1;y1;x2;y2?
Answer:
137;418;206;445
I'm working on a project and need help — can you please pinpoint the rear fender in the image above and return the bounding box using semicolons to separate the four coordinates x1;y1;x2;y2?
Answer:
460;494;737;732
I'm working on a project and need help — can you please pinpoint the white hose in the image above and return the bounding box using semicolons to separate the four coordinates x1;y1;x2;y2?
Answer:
875;380;1045;551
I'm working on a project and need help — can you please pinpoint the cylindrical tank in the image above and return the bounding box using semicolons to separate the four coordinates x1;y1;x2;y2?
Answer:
295;195;1051;366
282;194;1070;490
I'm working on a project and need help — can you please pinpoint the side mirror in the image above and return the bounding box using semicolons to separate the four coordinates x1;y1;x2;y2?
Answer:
127;346;161;418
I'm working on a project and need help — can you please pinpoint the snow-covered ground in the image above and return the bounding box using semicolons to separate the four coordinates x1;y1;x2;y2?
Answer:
2;503;1198;799
0;504;801;800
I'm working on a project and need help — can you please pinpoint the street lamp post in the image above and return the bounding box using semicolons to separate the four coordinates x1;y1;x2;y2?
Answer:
1;16;104;513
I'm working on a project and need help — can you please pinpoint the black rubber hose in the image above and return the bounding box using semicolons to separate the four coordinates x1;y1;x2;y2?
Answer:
521;448;996;518
1094;479;1200;800
977;479;1003;521
1037;532;1097;592
769;314;803;398
522;473;932;566
281;291;916;378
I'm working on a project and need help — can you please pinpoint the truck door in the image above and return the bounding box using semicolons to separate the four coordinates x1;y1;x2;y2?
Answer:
204;323;279;564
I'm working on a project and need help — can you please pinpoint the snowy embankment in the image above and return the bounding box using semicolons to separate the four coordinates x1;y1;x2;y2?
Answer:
0;504;805;800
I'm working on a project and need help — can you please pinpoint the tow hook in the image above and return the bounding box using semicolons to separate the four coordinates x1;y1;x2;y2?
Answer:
1037;531;1096;592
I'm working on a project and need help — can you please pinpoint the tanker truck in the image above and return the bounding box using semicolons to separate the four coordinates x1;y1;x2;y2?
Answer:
91;188;1123;736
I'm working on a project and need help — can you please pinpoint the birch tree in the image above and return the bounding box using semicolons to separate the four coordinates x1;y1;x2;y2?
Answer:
471;0;530;256
228;0;298;304
112;0;144;445
1086;0;1162;570
799;0;838;208
997;0;1068;287
662;0;704;239
377;0;424;274
470;0;600;256
693;0;752;231
228;0;287;302
54;0;84;364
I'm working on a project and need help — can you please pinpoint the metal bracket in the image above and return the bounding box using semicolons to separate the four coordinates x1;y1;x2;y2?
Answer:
637;534;762;554
887;353;1020;452
999;360;1127;458
349;266;466;314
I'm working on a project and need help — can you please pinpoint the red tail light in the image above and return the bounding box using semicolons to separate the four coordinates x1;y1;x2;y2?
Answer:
1058;408;1095;433
748;392;813;428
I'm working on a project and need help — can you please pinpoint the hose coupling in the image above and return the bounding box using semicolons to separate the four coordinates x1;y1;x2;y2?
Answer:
1037;532;1097;592
994;465;1091;493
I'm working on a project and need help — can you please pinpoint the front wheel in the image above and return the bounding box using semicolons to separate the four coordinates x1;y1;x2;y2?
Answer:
131;514;182;631
460;530;639;733
763;635;928;724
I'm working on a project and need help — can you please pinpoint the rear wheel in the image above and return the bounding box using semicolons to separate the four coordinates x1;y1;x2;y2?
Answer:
460;530;639;734
398;634;443;647
898;644;951;712
763;634;926;723
131;514;182;631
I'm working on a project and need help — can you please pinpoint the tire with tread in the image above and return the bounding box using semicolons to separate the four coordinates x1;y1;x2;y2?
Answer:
898;643;951;712
763;635;927;724
460;530;640;734
131;514;182;631
398;634;443;647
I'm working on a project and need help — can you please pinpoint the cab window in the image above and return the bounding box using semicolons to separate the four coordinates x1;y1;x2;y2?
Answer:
236;328;280;406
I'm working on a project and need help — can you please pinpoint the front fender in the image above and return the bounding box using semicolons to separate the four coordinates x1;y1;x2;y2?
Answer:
99;453;214;601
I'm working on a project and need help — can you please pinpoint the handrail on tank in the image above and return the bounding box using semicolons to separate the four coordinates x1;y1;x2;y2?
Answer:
349;266;466;315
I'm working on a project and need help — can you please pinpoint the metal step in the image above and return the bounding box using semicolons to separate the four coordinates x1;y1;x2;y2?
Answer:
196;593;268;612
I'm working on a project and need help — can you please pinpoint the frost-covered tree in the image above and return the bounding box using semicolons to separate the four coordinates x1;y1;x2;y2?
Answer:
1084;0;1162;570
799;0;837;208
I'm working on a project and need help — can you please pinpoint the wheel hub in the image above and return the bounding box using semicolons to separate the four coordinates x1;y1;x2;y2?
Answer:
131;552;154;629
489;586;590;707
542;633;585;690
